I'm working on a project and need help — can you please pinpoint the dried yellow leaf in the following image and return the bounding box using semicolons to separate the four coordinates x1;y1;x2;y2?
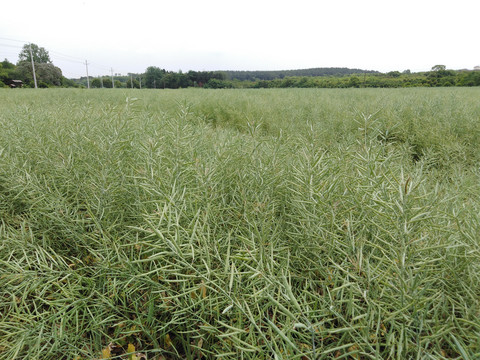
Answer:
200;281;207;298
196;338;204;359
165;333;173;348
348;344;359;359
127;343;135;353
101;346;111;359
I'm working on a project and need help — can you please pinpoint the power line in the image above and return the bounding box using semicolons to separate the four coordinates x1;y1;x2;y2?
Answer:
50;54;84;64
0;36;141;81
89;62;111;71
1;37;119;72
50;55;84;65
0;36;29;43
0;37;110;72
0;43;23;49
49;50;84;62
0;51;20;58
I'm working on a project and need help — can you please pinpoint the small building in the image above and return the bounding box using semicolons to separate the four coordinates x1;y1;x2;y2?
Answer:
9;80;23;88
474;66;480;71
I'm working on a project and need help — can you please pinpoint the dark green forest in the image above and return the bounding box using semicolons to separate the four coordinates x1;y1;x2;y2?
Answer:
223;67;379;81
2;43;480;89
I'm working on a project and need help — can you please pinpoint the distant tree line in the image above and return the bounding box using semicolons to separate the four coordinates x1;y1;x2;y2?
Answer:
244;67;480;89
223;67;380;81
75;68;227;89
143;67;226;89
2;43;480;89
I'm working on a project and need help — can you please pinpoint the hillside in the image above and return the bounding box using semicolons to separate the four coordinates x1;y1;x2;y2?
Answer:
223;67;380;81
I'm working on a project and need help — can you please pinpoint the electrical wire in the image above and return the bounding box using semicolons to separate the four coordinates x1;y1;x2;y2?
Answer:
50;55;84;65
0;37;29;43
0;36;136;79
0;51;20;57
0;43;23;49
49;50;85;63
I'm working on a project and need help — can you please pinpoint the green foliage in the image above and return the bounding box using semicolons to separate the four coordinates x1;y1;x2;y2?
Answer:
224;67;379;81
0;88;479;359
15;61;63;87
38;81;49;88
10;44;64;87
17;43;52;64
188;70;226;85
348;75;361;87
126;78;140;89
431;64;446;71
0;59;18;85
72;66;480;90
456;70;480;86
161;72;183;89
141;68;225;89
15;61;34;85
203;78;233;89
103;77;113;88
387;70;401;77
60;76;79;88
90;78;102;88
36;63;63;86
144;66;165;88
243;69;480;89
426;67;456;86
1;58;15;69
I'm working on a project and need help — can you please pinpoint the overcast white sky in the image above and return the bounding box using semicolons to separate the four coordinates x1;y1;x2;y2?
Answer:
1;0;479;78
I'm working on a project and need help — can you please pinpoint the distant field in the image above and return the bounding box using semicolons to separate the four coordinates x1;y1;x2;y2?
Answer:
1;88;479;359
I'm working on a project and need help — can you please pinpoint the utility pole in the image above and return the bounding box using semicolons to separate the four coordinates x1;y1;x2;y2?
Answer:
111;68;115;89
154;79;156;89
100;76;103;88
139;77;142;89
29;44;38;89
85;60;90;89
130;74;133;89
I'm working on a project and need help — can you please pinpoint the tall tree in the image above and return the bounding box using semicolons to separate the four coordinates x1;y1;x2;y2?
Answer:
16;59;62;87
16;44;65;87
18;43;52;64
431;65;446;72
144;66;165;88
35;63;63;86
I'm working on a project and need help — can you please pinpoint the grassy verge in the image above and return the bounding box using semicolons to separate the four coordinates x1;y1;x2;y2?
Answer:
0;88;479;359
